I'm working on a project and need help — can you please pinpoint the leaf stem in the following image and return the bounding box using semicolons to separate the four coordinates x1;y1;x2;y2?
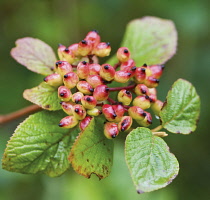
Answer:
151;125;163;132
0;105;42;125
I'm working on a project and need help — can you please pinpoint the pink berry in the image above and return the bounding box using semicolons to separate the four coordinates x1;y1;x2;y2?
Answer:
77;81;94;95
118;116;133;132
117;89;132;105
102;104;116;122
63;72;79;89
134;67;146;83
72;92;84;103
44;73;63;87
93;85;109;101
56;61;72;76
72;104;86;120
86;75;104;88
134;84;149;96
92;42;111;57
59;116;78;128
117;47;130;62
81;95;97;109
112;104;125;122
58;86;72;101
120;59;136;71
85;30;101;48
77;61;90;79
99;64;115;81
60;101;75;115
128;106;146;121
89;63;101;75
114;70;132;83
104;122;119;139
77;39;92;56
79;116;93;131
133;95;151;110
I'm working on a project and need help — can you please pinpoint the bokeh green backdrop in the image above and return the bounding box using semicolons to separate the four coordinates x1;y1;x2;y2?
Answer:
0;0;209;199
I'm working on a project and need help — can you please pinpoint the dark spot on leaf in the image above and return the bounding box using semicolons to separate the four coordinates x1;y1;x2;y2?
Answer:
87;159;89;162
45;105;50;109
137;189;145;194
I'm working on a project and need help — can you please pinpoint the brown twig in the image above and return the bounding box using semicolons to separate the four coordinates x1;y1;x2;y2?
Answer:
0;105;42;125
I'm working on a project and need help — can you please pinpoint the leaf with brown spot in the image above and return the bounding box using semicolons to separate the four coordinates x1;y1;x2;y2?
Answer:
23;82;61;111
69;117;114;179
11;37;57;75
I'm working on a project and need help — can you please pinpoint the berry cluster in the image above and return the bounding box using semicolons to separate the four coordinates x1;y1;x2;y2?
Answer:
44;30;164;139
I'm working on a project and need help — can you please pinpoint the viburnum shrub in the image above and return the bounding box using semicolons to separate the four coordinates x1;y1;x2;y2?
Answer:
2;16;200;193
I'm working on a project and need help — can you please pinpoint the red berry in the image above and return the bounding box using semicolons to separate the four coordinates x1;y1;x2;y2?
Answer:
118;116;133;132
72;104;86;120
59;116;78;128
144;76;159;88
79;116;93;131
93;85;109;101
102;104;116;122
85;30;101;48
57;44;66;60
100;64;115;81
63;72;79;89
44;73;63;87
134;67;146;83
56;61;72;76
68;43;79;56
77;81;94;95
72;92;84;103
112;104;125;122
60;48;75;64
149;65;164;79
104;122;119;139
60;101;75;115
114;70;132;83
58;86;72;101
117;89;132;105
128;106;146;121
77;39;92;56
86;75;104;88
92;42;111;57
89;63;101;75
117;47;130;62
134;84;149;96
133;95;151;110
120;59;136;71
81;95;97;109
77;61;90;79
136;111;152;127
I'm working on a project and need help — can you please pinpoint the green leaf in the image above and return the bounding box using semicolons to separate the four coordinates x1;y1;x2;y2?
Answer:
108;16;177;66
2;110;80;177
160;79;200;134
125;127;179;193
23;82;61;111
11;37;57;75
69;117;114;179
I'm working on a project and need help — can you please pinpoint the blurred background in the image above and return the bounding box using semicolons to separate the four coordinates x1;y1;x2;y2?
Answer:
0;0;210;199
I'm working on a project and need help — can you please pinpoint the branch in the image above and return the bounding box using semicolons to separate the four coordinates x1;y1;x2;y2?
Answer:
0;105;42;125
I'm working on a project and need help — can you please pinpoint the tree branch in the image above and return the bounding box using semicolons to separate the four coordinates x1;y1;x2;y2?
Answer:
0;105;42;125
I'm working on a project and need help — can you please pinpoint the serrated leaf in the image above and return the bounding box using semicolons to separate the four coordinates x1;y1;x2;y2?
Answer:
125;127;179;193
11;37;57;75
2;110;80;177
69;117;114;179
160;79;200;134
108;16;177;66
23;82;61;111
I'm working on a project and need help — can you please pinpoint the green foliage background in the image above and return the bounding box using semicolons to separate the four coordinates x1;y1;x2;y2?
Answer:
0;0;209;199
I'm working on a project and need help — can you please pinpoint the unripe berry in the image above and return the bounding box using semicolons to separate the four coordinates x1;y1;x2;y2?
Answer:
118;116;133;132
144;76;159;88
44;73;63;87
72;92;84;103
77;61;90;79
81;95;97;109
128;106;146;121
77;40;92;56
93;85;109;101
120;59;136;71
112;104;125;122
141;63;152;77
117;47;130;62
100;64;115;81
79;116;93;131
149;65;164;79
87;108;102;116
60;101;75;115
89;63;101;75
86;75;104;88
134;84;149;96
114;70;132;83
133;95;151;110
63;72;79;89
58;86;72;101
117;89;132;105
61;48;75;64
55;61;72;76
58;115;78;128
93;42;111;57
72;104;86;120
77;81;94;95
148;94;157;103
134;67;146;83
151;100;163;116
104;122;119;139
68;43;79;56
136;112;152;127
57;44;66;60
85;30;101;48
102;104;116;122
